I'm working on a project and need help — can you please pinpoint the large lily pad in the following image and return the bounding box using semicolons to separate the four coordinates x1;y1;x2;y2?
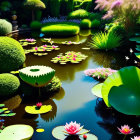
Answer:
0;124;34;140
109;85;140;115
91;83;103;98
102;66;140;107
25;105;52;114
135;53;140;59
52;126;97;140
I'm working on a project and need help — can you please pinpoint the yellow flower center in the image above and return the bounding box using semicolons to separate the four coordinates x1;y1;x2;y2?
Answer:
124;128;129;132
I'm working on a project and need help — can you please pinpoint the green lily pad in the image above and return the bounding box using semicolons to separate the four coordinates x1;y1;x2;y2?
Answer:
0;113;16;117
92;83;103;98
0;104;5;108
52;126;90;140
136;45;140;48
0;124;34;140
102;66;140;107
109;85;140;115
25;105;52;114
136;48;140;51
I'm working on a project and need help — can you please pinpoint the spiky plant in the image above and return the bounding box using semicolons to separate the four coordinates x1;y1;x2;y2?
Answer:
19;65;55;87
24;0;46;21
89;31;122;50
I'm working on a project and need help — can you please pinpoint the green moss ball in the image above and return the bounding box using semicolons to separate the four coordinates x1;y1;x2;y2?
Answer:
0;73;20;97
80;19;91;29
0;37;26;72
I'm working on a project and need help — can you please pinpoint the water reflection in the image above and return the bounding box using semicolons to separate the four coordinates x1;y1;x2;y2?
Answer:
80;30;91;37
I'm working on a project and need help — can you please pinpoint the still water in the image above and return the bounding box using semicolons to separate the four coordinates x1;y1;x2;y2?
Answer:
3;31;139;140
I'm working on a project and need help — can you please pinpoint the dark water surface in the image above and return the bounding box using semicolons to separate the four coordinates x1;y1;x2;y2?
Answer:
3;31;140;140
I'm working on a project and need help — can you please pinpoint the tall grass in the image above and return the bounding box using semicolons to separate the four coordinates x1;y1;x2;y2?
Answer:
89;31;122;50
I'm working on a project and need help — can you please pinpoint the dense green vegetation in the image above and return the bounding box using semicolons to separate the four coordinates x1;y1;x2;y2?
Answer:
80;19;91;29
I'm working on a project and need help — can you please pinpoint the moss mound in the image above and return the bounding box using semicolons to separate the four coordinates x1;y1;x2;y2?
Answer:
30;21;42;31
80;19;91;29
0;19;12;36
0;37;26;72
0;74;20;97
41;22;80;37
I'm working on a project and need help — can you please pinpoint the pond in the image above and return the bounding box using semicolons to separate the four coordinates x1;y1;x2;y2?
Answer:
3;31;139;140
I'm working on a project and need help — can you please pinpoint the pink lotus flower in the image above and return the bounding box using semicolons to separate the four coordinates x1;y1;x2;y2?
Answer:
73;58;76;61
25;38;35;42
43;48;46;51
118;125;134;135
35;47;38;51
64;121;83;135
43;45;47;48
36;102;42;108
131;136;140;140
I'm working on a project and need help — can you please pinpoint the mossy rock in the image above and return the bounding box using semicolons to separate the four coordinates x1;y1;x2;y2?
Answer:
0;37;26;73
0;74;20;97
0;19;12;36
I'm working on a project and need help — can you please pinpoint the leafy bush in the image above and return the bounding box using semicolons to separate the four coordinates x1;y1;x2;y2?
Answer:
91;19;101;29
30;20;42;30
0;19;12;36
94;0;140;33
41;22;80;37
67;9;89;19
89;31;122;50
0;37;26;72
0;73;20;97
80;19;91;29
88;12;102;21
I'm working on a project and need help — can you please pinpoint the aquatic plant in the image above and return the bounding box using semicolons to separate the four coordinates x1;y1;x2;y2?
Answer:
118;125;134;135
51;51;87;64
0;104;16;117
0;37;25;72
52;121;98;140
41;22;80;37
80;19;91;29
94;0;140;32
89;31;122;50
131;136;140;140
0;19;12;36
84;68;117;79
24;0;46;21
64;121;83;135
19;65;55;87
0;74;20;97
19;38;36;46
25;104;52;114
36;102;42;109
0;124;34;140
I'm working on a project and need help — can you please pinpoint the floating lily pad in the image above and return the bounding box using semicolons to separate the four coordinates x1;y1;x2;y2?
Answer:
0;104;5;108
109;85;140;115
92;83;103;98
25;105;52;114
36;128;45;133
135;53;140;59
19;39;36;46
0;124;34;140
0;113;16;117
52;126;90;140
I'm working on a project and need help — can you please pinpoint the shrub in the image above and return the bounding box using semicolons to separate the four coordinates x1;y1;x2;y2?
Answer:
30;20;42;30
80;19;91;29
67;9;89;19
94;0;140;33
89;31;122;50
88;13;102;21
0;73;20;97
91;19;101;29
0;19;12;35
0;37;26;72
41;22;80;37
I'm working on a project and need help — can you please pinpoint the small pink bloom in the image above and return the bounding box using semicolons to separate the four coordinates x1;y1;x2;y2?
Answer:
43;45;47;47
73;58;76;61
35;47;38;51
43;48;46;51
68;53;71;55
131;136;140;140
64;121;83;135
52;46;56;48
83;134;87;139
118;125;134;135
36;102;42;108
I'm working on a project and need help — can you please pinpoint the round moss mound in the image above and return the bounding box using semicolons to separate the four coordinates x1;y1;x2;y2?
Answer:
0;73;20;97
91;19;101;29
0;19;12;36
30;21;42;31
80;19;91;29
0;37;26;73
41;22;80;37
